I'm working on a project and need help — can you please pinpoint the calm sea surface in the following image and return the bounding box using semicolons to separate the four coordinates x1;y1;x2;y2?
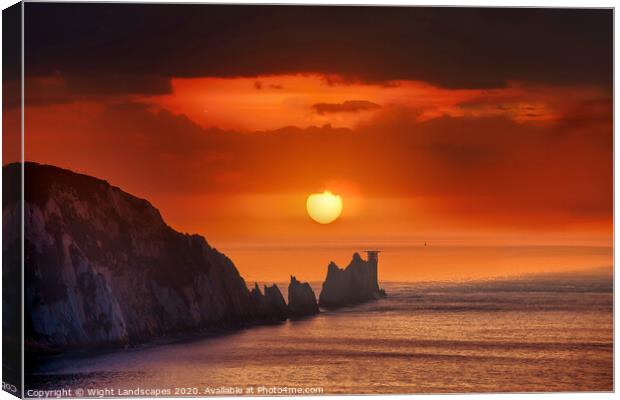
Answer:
29;276;613;395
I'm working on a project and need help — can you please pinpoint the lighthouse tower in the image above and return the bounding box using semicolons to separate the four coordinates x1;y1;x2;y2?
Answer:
365;250;381;263
364;250;381;291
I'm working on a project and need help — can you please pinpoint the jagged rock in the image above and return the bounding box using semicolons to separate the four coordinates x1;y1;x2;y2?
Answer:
249;283;288;322
249;283;266;317
319;251;386;308
4;162;292;351
263;284;289;321
288;276;319;317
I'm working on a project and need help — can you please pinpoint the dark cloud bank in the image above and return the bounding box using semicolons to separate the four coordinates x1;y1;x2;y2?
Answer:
23;4;612;95
312;100;381;115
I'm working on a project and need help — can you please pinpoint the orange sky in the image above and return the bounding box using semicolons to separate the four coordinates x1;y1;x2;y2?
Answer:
9;5;612;282
13;71;612;282
144;75;574;130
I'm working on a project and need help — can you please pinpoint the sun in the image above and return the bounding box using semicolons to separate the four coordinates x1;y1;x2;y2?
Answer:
306;191;343;224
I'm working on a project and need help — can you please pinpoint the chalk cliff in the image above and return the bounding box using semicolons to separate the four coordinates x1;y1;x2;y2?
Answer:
4;163;291;351
319;251;386;308
288;276;319;317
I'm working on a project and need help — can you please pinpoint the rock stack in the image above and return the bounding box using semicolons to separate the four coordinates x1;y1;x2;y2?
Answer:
288;276;320;317
319;251;386;308
249;283;287;322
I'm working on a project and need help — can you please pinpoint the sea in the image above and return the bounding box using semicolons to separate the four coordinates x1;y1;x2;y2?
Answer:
27;274;613;395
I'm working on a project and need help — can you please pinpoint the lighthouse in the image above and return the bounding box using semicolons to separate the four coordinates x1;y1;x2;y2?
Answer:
364;250;381;292
365;250;381;263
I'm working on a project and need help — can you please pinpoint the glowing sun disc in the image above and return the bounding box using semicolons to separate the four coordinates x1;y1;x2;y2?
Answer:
306;191;343;224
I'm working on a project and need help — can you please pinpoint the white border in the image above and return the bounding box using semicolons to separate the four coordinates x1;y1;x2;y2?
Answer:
0;1;616;400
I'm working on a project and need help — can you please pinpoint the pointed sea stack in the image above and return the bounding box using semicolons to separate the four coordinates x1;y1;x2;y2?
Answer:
264;284;289;320
249;283;288;322
318;251;386;308
249;283;270;320
288;276;319;317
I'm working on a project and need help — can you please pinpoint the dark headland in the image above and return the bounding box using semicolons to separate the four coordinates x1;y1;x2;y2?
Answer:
4;163;385;354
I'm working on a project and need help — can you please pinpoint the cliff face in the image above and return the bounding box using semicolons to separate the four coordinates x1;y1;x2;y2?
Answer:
4;163;288;351
319;252;386;308
288;276;319;317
